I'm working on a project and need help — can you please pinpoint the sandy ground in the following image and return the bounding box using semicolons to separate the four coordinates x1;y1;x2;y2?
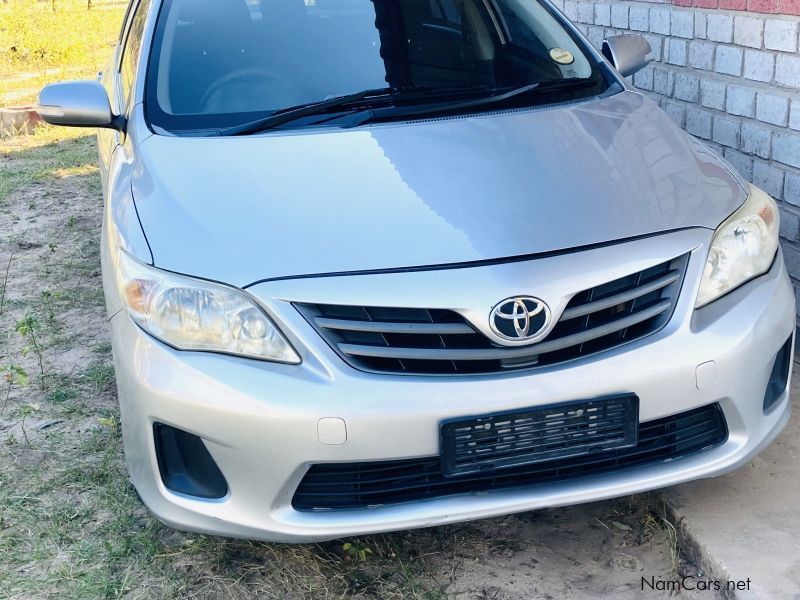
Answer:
0;129;708;598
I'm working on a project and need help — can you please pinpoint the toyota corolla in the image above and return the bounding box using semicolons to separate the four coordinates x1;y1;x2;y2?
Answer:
37;0;794;542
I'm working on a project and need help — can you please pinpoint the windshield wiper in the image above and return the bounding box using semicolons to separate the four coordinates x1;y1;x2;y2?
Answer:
217;87;400;136
218;78;596;136
218;84;493;136
337;78;598;128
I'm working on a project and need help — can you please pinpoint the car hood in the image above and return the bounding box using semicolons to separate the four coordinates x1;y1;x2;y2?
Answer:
132;90;745;287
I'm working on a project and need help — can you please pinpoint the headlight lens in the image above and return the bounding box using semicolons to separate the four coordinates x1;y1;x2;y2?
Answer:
696;184;779;308
117;251;300;363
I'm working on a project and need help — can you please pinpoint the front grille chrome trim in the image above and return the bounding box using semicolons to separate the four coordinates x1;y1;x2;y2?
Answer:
338;300;671;361
294;252;690;375
560;269;681;320
315;317;475;335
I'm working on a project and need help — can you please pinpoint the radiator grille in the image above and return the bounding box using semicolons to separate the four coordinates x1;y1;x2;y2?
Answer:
295;253;689;375
292;403;727;511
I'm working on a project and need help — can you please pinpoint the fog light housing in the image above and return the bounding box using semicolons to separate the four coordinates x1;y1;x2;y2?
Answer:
153;423;228;499
763;335;793;414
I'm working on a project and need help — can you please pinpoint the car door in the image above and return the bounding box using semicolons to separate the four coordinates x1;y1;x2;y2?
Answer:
97;0;132;183
97;0;150;187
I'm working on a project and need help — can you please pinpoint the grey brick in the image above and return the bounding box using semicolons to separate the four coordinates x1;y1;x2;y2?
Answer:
650;7;670;35
550;0;565;11
715;46;743;77
792;281;800;315
671;11;694;39
726;85;756;117
707;14;734;44
653;69;675;96
786;173;800;207
695;12;707;40
610;4;628;29
713;116;740;148
779;206;799;240
594;3;611;26
743;50;775;83
790;102;800;131
723;148;754;180
775;55;800;88
688;41;714;71
704;140;725;157
664;100;686;128
674;73;700;102
733;15;764;49
764;19;798;53
577;1;594;24
563;0;578;21
756;92;789;126
643;34;663;62
774;134;800;169
741;122;771;159
686;109;712;139
586;25;605;49
634;66;655;91
783;245;800;278
700;79;726;111
753;161;786;198
629;5;649;32
667;39;688;66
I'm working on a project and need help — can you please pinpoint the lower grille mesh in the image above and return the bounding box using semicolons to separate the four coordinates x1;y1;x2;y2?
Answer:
292;403;727;511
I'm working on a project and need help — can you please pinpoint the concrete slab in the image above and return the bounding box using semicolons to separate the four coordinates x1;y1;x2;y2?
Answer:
663;360;800;599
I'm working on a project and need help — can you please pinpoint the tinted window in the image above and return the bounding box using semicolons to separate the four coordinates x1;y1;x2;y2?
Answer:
147;0;605;132
120;0;152;106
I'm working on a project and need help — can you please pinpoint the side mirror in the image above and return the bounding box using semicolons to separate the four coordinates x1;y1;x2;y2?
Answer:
37;80;122;130
602;35;653;77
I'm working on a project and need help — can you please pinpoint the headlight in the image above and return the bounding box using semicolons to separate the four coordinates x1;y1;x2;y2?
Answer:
696;184;779;308
116;250;300;363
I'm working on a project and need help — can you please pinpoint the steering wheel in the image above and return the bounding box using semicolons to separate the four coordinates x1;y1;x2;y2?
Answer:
199;68;306;113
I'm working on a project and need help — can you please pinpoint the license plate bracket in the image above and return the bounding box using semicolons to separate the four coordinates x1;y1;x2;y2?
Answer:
440;395;639;477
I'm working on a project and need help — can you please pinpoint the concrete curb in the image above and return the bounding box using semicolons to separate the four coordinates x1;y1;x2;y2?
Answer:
661;495;741;600
657;356;800;600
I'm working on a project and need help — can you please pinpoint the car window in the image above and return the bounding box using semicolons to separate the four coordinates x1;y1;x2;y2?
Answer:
146;0;604;132
120;0;152;107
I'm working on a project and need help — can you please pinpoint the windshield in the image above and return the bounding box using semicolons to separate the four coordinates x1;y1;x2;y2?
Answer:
146;0;607;132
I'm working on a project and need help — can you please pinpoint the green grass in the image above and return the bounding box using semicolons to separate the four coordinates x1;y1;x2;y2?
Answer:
0;0;126;105
0;126;98;201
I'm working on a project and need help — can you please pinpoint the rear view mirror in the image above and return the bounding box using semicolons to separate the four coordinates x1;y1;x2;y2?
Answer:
37;80;121;130
602;35;653;77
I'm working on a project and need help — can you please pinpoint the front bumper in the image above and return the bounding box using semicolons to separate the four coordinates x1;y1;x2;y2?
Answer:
109;230;795;542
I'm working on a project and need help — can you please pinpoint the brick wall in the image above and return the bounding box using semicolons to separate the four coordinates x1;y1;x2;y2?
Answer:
552;0;800;314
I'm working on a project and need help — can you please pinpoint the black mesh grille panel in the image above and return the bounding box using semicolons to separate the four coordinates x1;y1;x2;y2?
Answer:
293;403;727;511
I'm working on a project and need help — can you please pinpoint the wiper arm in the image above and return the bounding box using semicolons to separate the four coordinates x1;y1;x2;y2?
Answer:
350;83;540;125
218;87;400;136
218;84;494;136
338;78;598;128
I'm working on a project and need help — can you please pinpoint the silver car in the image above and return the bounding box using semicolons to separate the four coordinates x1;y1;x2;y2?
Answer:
38;0;793;542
